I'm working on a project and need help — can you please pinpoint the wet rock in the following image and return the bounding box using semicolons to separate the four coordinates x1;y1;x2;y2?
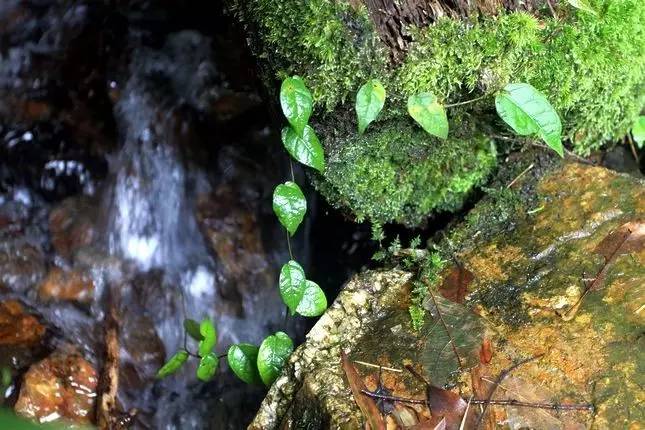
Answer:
0;300;46;347
252;161;644;429
15;350;98;425
0;242;46;293
38;267;94;303
49;195;98;260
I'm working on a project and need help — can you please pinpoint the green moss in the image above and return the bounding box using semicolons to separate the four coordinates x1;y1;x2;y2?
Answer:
315;120;497;226
228;0;388;111
396;0;645;154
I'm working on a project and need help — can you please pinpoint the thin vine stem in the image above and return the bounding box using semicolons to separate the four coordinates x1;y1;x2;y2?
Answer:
444;93;489;108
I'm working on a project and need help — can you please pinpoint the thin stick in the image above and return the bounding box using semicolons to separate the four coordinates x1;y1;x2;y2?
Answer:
530;142;594;165
506;163;534;188
361;391;593;412
545;0;558;18
445;93;489;108
459;397;472;430
286;230;294;260
354;360;403;373
627;134;640;163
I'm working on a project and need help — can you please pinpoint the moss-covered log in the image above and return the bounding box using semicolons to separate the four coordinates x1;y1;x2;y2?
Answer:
228;0;644;226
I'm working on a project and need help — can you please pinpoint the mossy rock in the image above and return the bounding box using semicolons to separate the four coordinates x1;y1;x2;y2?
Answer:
229;0;645;226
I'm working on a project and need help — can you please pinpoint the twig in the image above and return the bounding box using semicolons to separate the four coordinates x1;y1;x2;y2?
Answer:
354;360;403;373
545;0;558;18
361;390;593;412
445;93;489;108
459;397;473;430
626;134;640;163
475;354;544;429
97;290;121;430
506;163;534;189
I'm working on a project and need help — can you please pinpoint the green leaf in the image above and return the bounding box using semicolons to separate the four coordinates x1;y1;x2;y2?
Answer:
273;181;307;236
567;0;597;15
632;116;645;149
279;260;307;315
183;318;203;341
281;125;325;173
227;343;262;385
257;331;294;386
280;76;313;137
407;92;449;139
495;83;563;157
295;280;327;317
156;350;189;378
355;79;386;134
196;352;219;382
198;319;217;357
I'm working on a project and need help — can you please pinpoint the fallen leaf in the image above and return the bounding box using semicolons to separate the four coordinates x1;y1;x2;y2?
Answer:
409;416;446;430
391;404;419;427
479;338;493;365
438;266;474;304
499;377;564;430
340;351;386;430
590;220;644;291
425;386;476;430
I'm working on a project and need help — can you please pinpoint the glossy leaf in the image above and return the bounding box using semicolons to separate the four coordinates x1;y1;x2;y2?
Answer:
257;331;293;386
567;0;597;15
280;76;313;137
156;350;189;378
183;318;203;341
279;260;307;314
196;352;219;382
273;181;307;236
198;319;217;357
495;83;563;157
355;79;386;134
227;343;262;385
632;116;645;149
295;280;327;317
340;351;386;430
281;125;325;173
407;92;449;139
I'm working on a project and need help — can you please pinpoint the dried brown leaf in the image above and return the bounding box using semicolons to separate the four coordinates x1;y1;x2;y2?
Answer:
438;266;474;304
479;338;493;365
425;386;476;430
341;351;386;430
590;220;644;291
409;416;447;430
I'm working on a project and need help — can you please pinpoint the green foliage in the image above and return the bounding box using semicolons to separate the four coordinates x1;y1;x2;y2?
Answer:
227;344;263;385
632;116;645;149
198;319;217;357
295;280;327;317
157;350;189;378
356;80;386;134
495;83;563;157
280;76;313;137
410;252;444;330
407;93;449;139
273;182;307;236
196;352;219;382
229;0;387;111
316;121;496;226
279;260;306;314
281;126;325;173
257;331;294;386
183;319;202;341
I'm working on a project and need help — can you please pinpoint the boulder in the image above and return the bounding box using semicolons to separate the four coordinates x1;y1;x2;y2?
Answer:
38;267;94;303
14;350;98;425
251;160;644;429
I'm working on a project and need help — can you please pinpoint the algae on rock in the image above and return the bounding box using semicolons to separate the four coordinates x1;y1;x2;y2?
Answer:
228;0;644;227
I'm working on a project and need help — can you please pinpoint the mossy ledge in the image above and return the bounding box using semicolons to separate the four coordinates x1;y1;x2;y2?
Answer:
228;0;644;226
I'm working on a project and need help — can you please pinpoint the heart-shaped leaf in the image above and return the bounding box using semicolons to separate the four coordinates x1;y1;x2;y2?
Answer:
632;116;645;149
280;76;313;137
273;181;307;236
257;331;293;386
196;352;219;382
279;260;306;315
495;83;563;157
198;319;217;357
183;318;203;341
227;343;262;385
281;125;325;173
408;92;449;139
295;280;327;317
156;350;188;378
567;0;597;15
356;79;386;134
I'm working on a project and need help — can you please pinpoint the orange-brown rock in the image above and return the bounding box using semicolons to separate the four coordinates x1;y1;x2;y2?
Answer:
39;267;94;303
0;300;45;346
49;196;97;260
15;350;98;425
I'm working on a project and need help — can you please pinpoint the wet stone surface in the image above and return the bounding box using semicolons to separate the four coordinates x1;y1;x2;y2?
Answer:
252;161;644;429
